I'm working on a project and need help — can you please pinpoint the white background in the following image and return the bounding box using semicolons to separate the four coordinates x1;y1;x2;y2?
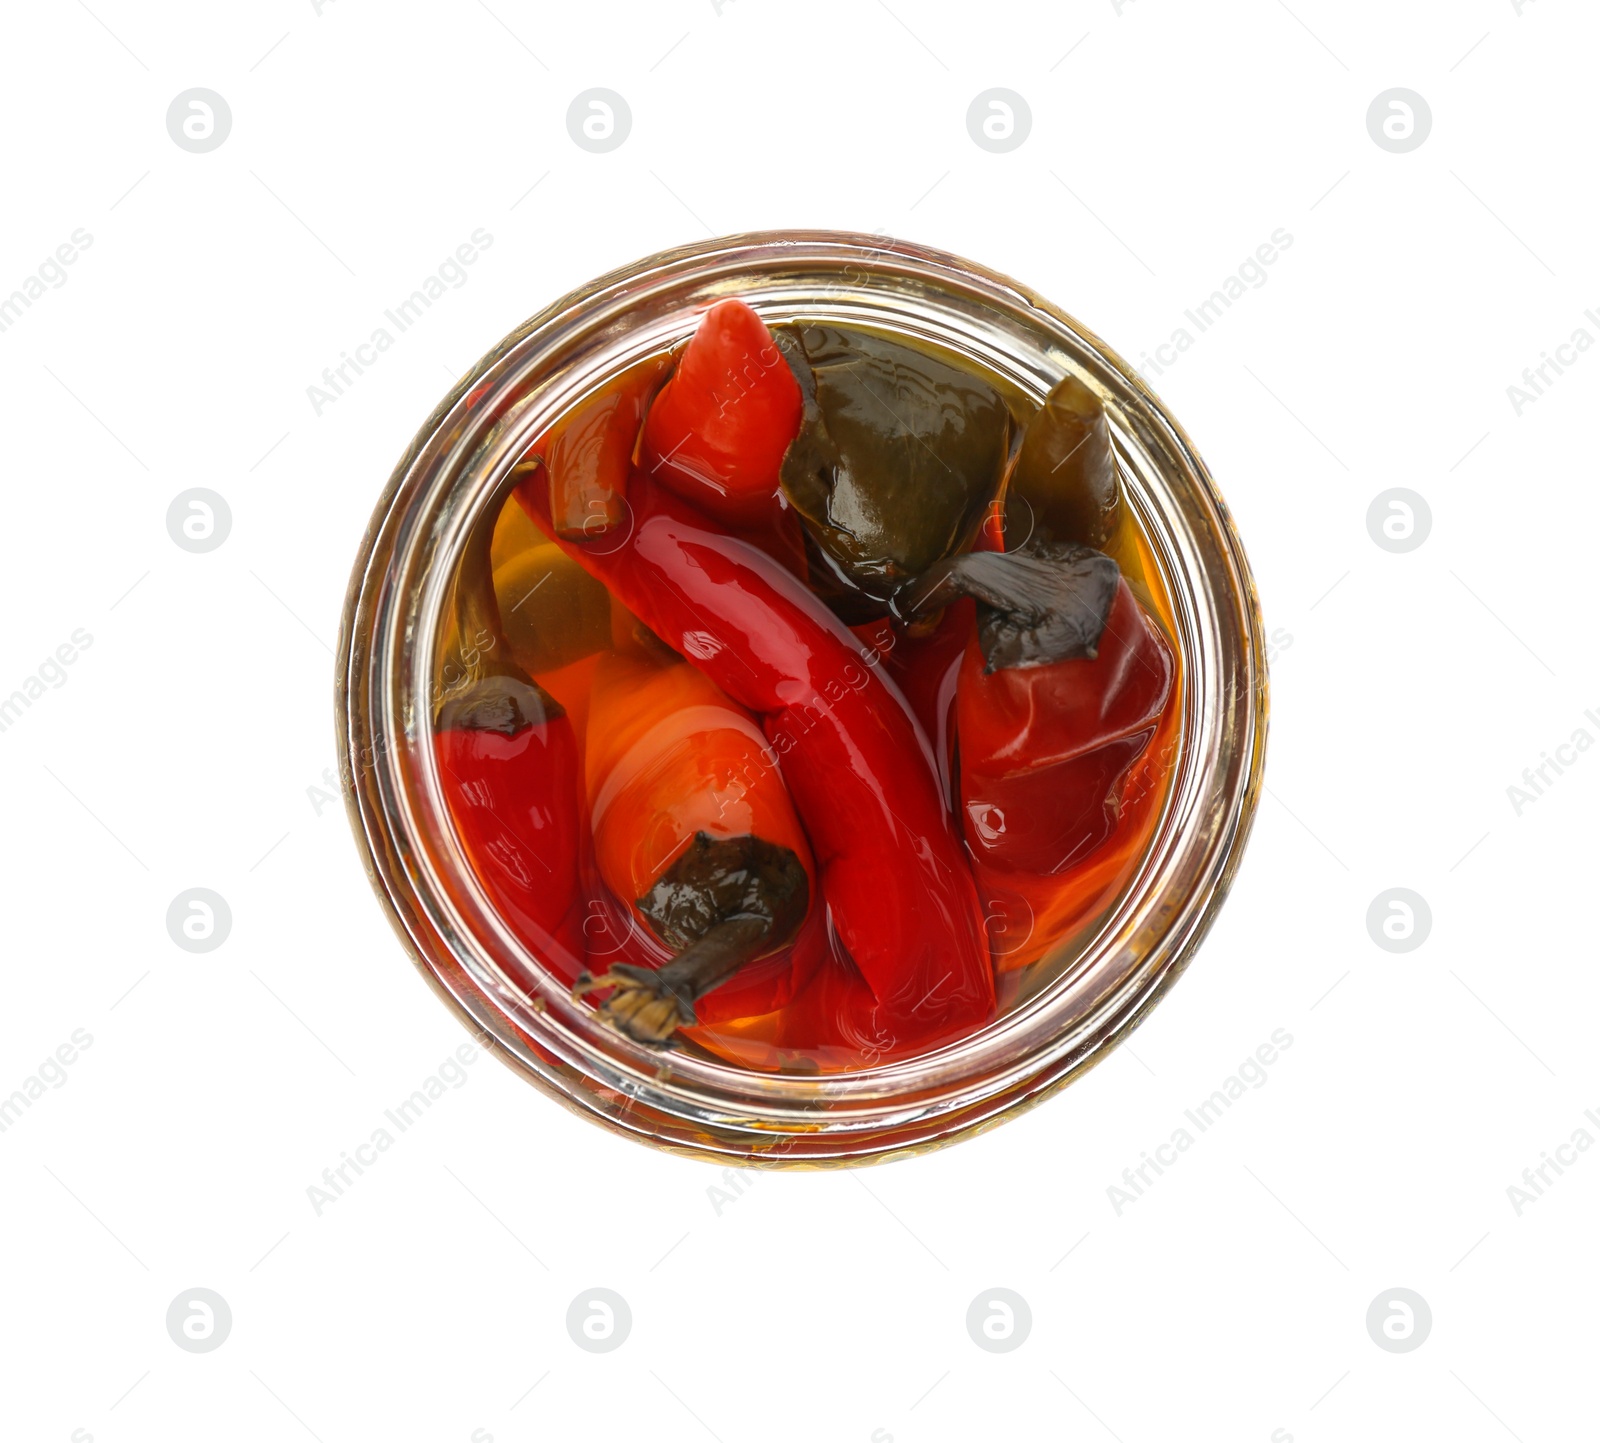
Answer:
1;1;1595;1439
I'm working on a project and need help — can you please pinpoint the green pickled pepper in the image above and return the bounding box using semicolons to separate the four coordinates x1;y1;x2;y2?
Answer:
1005;375;1121;551
779;323;1012;614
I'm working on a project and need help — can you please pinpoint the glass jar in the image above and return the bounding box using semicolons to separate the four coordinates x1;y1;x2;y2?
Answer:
336;231;1267;1165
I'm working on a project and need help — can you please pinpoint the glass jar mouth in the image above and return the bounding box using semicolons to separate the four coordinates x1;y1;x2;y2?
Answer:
337;229;1267;1163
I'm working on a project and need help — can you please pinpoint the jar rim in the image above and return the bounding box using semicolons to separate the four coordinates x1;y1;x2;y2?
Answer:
336;229;1268;1164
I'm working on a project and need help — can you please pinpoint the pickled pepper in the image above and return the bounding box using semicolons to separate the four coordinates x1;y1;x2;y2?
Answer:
435;675;584;971
779;323;1013;617
537;355;670;539
641;299;803;527
922;550;1174;875
574;652;816;1042
1005;374;1121;550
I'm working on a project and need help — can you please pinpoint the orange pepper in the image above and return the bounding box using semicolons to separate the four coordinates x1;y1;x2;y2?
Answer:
576;651;819;1041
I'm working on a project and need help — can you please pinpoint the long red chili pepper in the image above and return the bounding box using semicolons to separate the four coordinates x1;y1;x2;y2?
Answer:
850;601;972;811
516;468;996;1049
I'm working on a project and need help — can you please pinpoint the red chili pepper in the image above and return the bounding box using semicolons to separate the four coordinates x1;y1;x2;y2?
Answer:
434;675;585;983
769;935;944;1069
975;693;1180;972
955;576;1174;877
850;600;973;809
516;468;996;1050
640;299;803;527
900;527;1178;971
842;521;1002;814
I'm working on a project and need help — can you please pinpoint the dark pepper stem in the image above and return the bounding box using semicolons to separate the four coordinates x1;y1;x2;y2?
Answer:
574;916;771;1045
575;832;809;1046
